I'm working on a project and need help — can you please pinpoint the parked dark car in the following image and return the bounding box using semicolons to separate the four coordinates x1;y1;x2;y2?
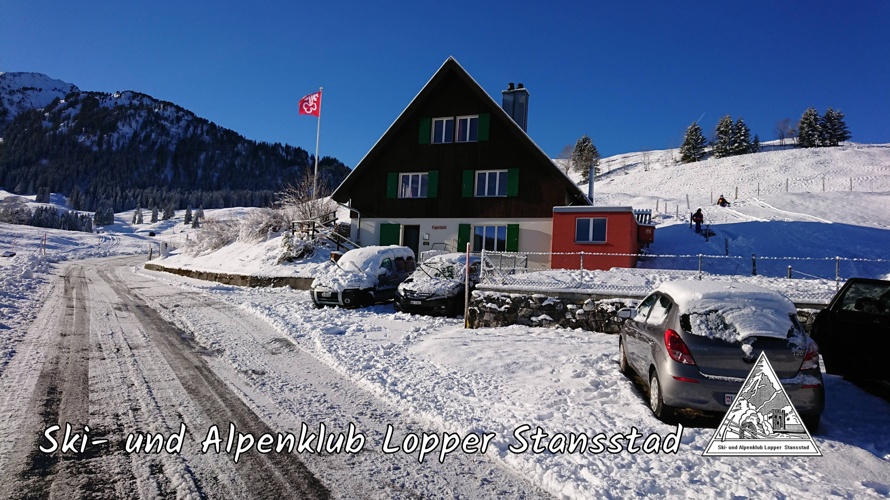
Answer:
617;280;824;431
811;277;890;381
310;246;415;308
395;253;481;316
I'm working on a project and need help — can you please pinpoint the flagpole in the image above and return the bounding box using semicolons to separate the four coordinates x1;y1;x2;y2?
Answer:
313;86;322;200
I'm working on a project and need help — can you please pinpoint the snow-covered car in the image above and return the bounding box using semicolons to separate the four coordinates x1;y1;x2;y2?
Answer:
310;245;415;308
395;253;481;316
1;251;15;258
617;281;824;431
810;277;890;381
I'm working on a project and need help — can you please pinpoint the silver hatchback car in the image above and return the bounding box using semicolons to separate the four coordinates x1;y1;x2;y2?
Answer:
617;280;824;431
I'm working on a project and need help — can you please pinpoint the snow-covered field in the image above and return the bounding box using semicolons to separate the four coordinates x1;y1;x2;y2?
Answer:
2;143;890;498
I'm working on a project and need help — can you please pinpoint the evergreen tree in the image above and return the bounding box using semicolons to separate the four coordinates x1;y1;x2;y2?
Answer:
731;118;752;156
135;205;143;224
571;135;600;182
184;206;193;225
752;134;761;153
195;205;205;221
680;121;707;163
821;108;851;147
191;214;200;229
713;115;734;158
132;204;141;224
162;203;175;220
797;107;822;148
151;206;158;223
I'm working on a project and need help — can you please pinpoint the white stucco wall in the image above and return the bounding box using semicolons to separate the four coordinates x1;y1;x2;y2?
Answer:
351;218;554;267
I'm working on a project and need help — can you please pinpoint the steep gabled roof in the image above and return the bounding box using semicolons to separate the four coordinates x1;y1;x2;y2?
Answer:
332;56;589;205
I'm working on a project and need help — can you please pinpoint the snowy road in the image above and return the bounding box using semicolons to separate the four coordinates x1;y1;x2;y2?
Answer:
0;256;546;499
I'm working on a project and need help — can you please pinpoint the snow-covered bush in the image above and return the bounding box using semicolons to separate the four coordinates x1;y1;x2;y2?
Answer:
185;218;239;255
237;208;288;243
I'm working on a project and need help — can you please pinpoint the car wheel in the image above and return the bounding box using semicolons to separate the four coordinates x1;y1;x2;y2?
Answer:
649;370;674;421
618;339;631;376
801;414;821;435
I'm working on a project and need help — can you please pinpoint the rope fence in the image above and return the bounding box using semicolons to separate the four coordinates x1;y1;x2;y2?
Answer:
479;249;890;289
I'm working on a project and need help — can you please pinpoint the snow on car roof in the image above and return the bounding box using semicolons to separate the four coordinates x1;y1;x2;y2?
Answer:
338;245;414;273
656;280;798;342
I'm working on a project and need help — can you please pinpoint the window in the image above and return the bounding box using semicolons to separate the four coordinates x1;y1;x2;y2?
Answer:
646;295;673;326
456;115;479;142
575;217;607;243
476;170;508;197
473;225;507;251
432;117;454;144
399;172;428;198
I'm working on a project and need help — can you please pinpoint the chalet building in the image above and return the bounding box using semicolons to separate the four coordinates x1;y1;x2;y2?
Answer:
331;57;589;262
332;56;654;271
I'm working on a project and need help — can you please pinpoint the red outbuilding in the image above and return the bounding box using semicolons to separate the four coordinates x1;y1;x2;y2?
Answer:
551;206;655;271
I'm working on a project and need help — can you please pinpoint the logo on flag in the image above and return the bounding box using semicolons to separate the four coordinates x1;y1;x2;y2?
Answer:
299;91;322;117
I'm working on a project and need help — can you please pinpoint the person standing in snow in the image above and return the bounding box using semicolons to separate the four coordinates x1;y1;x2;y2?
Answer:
692;208;704;233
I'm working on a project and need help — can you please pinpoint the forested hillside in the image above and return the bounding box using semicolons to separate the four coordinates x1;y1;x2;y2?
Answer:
0;72;349;212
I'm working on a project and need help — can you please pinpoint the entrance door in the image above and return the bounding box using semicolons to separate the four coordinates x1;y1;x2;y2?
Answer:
403;225;420;258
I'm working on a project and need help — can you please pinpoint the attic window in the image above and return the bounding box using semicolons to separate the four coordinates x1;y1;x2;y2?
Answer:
432;117;454;144
456;115;479;142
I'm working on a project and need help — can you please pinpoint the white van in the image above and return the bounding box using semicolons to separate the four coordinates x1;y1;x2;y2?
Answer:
310;245;416;308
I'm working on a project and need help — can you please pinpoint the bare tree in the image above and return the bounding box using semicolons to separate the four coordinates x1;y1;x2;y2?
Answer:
276;170;339;223
556;144;574;174
641;150;653;171
775;118;795;146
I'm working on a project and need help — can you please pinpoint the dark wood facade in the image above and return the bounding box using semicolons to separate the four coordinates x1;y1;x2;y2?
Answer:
331;57;589;219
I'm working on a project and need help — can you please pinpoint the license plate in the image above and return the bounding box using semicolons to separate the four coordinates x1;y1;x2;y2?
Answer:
410;300;421;305
725;394;735;405
321;292;331;298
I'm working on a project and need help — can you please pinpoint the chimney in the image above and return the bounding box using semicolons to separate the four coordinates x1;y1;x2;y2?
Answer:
502;82;529;132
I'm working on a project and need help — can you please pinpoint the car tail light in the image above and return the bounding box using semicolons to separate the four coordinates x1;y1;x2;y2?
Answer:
664;329;696;365
800;341;820;371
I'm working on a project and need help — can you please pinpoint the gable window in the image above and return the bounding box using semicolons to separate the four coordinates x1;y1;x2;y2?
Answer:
473;225;507;252
575;217;607;243
399;172;428;198
432;117;454;144
476;170;508;197
456;115;479;142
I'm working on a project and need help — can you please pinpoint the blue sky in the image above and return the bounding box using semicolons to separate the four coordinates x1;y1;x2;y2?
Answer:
3;1;889;169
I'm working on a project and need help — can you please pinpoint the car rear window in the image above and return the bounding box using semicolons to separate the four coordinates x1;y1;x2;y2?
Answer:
680;308;803;344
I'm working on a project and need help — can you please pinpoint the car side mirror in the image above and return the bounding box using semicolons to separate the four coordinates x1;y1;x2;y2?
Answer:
617;308;636;319
378;267;388;276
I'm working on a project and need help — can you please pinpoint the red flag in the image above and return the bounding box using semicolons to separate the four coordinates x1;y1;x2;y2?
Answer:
299;91;322;117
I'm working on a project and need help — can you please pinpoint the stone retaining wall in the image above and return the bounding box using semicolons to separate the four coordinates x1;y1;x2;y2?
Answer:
467;290;635;333
143;262;314;290
467;290;820;334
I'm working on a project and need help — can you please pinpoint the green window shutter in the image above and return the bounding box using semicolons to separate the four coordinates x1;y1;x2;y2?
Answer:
506;224;519;252
478;113;490;141
462;170;475;197
457;223;471;252
380;223;401;245
418;118;431;144
507;168;520;197
386;172;398;198
427;170;438;198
